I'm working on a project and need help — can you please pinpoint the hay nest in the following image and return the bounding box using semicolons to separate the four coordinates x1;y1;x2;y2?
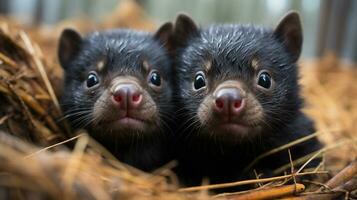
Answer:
0;1;357;199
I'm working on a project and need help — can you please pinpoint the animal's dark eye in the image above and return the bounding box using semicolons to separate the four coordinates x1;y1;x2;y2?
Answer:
257;71;272;89
149;71;161;86
194;72;206;90
86;73;99;88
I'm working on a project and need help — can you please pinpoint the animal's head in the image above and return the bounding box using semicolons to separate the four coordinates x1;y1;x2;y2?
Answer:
174;12;303;142
58;23;174;138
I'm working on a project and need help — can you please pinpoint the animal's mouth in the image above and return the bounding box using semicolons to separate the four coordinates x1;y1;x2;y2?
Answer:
207;117;254;135
216;122;250;133
104;114;148;131
117;116;145;125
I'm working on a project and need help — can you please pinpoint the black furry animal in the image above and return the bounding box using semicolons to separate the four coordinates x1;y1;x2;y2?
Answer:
173;12;322;189
58;24;175;171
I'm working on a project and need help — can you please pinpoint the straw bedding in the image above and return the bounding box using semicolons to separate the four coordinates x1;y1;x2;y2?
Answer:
0;1;356;199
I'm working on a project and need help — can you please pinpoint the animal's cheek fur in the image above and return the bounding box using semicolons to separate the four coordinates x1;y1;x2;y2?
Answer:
197;94;214;125
240;93;264;127
138;89;159;122
92;90;118;123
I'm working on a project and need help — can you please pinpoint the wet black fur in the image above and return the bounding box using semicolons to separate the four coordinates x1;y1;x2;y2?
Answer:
173;22;323;189
59;29;174;171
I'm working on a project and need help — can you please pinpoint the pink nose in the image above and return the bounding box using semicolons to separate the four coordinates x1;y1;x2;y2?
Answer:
214;88;245;116
112;84;142;109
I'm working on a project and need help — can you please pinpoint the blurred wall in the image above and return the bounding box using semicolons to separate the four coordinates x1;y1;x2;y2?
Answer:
0;0;356;63
2;0;118;24
317;0;357;64
142;0;321;59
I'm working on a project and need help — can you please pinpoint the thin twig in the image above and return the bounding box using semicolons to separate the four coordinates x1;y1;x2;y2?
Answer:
274;137;357;175
0;52;17;67
244;131;325;173
322;159;357;190
0;114;10;125
214;184;305;200
288;149;297;186
24;133;85;159
297;139;357;174
178;171;328;192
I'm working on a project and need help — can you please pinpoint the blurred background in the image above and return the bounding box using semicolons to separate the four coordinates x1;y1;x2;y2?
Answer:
0;0;356;63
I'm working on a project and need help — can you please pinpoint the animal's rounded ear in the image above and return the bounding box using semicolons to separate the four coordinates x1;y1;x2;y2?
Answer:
58;28;82;70
154;22;174;52
274;11;303;62
174;13;199;47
